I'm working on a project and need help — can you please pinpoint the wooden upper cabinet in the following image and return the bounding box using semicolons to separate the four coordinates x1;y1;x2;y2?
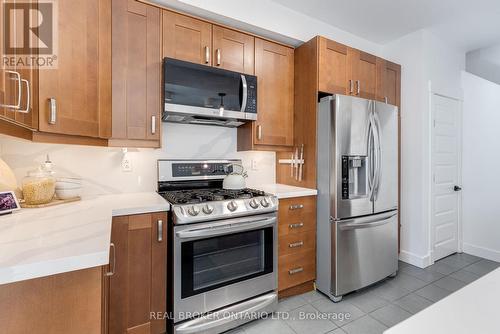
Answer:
348;48;377;99
252;38;294;147
107;212;167;334
162;10;212;65
376;59;401;107
0;0;38;130
212;26;254;75
111;0;161;147
38;0;111;138
318;37;348;94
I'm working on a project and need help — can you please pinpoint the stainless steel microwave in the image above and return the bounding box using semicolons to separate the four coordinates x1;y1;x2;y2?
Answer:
163;58;257;127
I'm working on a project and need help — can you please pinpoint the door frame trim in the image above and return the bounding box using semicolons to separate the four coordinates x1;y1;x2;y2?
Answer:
429;91;463;263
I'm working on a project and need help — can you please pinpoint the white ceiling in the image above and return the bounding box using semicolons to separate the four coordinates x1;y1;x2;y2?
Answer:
271;0;500;51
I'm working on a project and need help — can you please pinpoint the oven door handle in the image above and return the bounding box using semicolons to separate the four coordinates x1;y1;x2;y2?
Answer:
176;216;276;239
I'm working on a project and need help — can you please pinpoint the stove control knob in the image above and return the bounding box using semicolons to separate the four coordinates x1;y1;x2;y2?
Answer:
202;204;214;214
249;199;259;209
227;201;238;212
260;198;270;208
187;205;200;216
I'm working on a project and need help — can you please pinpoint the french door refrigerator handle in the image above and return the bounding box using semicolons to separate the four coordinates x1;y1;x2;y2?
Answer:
338;211;397;231
367;117;374;199
373;111;382;198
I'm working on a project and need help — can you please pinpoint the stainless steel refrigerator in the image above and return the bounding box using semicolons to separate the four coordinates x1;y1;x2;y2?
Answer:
316;95;399;302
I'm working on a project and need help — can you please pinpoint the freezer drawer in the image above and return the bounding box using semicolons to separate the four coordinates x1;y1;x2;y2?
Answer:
333;210;398;296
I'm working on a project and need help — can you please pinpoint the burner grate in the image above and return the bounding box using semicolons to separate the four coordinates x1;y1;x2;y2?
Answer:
160;188;266;204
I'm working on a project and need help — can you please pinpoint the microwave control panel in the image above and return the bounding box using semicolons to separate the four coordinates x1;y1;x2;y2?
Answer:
244;75;257;114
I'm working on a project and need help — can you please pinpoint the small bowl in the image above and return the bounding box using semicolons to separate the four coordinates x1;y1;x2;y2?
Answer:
55;177;83;190
55;187;82;200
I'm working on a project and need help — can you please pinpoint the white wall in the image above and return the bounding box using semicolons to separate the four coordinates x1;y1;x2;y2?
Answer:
461;71;500;262
466;45;500;86
382;30;465;267
0;123;275;196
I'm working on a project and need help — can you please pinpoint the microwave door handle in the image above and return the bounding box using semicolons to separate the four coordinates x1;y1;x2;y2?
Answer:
240;75;247;113
176;216;276;240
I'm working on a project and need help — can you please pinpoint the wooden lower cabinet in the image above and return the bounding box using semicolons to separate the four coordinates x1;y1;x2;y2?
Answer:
0;267;103;334
106;212;167;334
277;196;316;297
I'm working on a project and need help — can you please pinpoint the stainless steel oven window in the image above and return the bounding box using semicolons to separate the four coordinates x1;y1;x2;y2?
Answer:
180;227;274;298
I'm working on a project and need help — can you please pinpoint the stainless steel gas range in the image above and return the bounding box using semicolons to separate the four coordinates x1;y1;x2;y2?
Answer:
158;159;278;334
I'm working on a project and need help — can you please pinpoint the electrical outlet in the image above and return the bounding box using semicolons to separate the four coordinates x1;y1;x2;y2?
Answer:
122;154;132;172
251;159;258;171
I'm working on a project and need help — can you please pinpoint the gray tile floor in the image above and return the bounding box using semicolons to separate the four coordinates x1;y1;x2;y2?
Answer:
226;253;499;334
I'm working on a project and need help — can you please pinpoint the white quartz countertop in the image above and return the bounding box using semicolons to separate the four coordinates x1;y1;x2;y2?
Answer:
385;267;500;334
0;192;169;285
256;183;317;199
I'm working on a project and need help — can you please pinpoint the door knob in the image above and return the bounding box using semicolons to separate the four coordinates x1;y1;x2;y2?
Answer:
454;185;462;192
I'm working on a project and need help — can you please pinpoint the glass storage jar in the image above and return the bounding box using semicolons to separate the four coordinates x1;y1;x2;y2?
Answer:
22;169;56;205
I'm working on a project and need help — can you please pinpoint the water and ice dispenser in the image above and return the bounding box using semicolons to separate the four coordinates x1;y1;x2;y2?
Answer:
341;156;368;200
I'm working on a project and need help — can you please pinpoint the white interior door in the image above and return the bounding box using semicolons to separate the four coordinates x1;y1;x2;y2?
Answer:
431;94;462;261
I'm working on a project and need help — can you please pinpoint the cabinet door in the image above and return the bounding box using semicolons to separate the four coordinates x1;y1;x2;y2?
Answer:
254;38;294;147
212;26;254;75
112;0;160;143
162;10;212;65
376;59;401;107
108;213;167;334
318;37;348;94
38;0;111;138
349;48;377;99
0;0;37;129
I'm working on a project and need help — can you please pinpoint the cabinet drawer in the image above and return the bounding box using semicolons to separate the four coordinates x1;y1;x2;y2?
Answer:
279;230;315;256
278;249;315;291
278;196;316;236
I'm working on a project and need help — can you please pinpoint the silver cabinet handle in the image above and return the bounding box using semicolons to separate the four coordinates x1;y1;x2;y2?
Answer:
0;70;22;110
298;144;304;182
18;79;30;113
157;219;163;242
204;46;210;64
151;115;156;135
105;243;116;277
289;222;304;229
289;267;304;275
288;241;304;248
48;98;57;124
289;204;304;210
216;48;221;66
257;125;262;140
384;97;388;104
349;79;353;95
356;80;361;95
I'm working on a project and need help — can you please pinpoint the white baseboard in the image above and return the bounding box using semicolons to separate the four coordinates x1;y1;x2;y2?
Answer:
399;250;433;268
463;243;500;262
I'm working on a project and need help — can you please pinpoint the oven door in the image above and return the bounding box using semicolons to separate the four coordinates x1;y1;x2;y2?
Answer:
173;213;277;322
